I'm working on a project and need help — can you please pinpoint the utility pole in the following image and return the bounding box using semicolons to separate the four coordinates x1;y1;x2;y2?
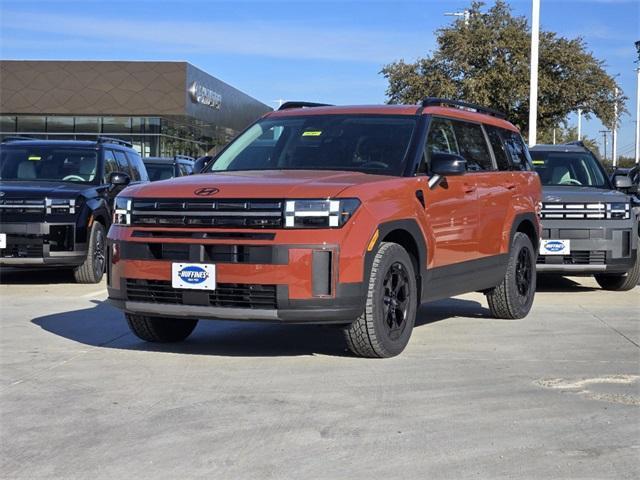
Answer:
599;130;611;162
528;0;540;147
444;10;470;26
612;87;618;167
577;108;582;140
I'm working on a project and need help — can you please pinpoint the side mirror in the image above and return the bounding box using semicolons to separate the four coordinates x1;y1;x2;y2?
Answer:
428;153;467;189
614;175;633;189
109;172;130;190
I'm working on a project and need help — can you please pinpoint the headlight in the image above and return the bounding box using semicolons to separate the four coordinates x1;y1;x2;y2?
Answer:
45;198;77;214
284;198;360;228
113;196;132;225
607;202;630;219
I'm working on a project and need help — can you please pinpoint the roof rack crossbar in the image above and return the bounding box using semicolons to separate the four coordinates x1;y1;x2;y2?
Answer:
278;101;333;111
97;136;133;147
421;97;506;119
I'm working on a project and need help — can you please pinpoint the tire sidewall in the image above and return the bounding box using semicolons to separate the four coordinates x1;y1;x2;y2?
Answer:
508;233;536;317
370;244;418;356
90;222;106;281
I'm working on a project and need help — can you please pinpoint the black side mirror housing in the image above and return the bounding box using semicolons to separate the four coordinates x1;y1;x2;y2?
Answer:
431;153;467;176
614;175;633;190
109;172;131;190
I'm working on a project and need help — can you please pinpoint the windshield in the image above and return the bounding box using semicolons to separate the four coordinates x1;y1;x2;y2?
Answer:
206;115;417;176
145;163;175;181
531;151;610;188
0;146;99;184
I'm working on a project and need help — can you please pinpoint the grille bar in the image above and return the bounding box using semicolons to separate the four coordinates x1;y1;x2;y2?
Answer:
541;202;630;220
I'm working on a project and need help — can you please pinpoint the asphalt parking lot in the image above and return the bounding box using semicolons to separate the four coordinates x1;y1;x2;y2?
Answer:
0;269;638;479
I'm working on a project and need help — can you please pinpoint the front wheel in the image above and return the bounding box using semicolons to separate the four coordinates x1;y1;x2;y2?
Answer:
126;314;198;342
486;232;536;319
343;242;418;358
594;250;640;291
73;221;106;284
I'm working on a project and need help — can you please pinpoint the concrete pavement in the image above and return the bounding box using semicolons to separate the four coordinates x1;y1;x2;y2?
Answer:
0;269;638;479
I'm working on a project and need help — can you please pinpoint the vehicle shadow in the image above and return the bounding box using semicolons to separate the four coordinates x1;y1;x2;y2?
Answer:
0;267;76;285
31;297;488;358
536;275;599;293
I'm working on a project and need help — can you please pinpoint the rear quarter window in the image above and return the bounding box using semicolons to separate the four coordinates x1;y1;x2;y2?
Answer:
500;130;532;171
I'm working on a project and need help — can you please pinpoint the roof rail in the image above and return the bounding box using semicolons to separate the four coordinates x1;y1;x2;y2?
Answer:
1;135;38;143
278;101;333;111
97;136;132;148
421;97;506;119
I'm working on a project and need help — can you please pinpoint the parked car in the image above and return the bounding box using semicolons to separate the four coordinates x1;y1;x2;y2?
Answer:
0;137;148;283
610;165;640;200
107;99;542;357
143;155;195;181
530;142;639;290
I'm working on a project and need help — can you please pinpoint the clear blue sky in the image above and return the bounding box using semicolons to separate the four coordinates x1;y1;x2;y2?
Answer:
1;0;638;157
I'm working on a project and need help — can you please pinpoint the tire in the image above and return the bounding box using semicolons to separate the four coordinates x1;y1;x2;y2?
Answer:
594;250;640;291
126;313;198;343
343;242;418;358
73;221;106;284
486;232;536;319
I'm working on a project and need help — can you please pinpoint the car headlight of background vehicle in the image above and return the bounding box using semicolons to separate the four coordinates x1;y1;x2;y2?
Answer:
113;197;132;225
284;199;360;228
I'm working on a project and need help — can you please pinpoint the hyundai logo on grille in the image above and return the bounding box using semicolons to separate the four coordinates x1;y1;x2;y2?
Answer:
194;187;219;196
178;266;209;284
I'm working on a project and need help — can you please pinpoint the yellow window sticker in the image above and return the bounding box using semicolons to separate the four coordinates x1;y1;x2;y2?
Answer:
28;156;42;161
532;159;545;165
302;131;322;137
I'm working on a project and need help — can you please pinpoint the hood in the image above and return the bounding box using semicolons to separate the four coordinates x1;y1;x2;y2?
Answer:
0;180;92;199
542;186;630;204
123;170;394;199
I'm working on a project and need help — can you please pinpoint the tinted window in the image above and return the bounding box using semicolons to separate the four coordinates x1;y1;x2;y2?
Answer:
531;151;609;188
179;163;193;176
207;115;417;176
485;126;510;171
145;163;175;181
103;150;119;183
113;150;130;175
0;146;98;183
501;130;531;171
451;121;494;171
426;118;459;156
126;151;148;182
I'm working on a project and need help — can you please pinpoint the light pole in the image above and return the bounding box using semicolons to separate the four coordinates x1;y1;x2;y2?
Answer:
444;10;470;26
600;130;611;162
528;0;540;147
612;87;618;167
635;40;640;164
577;108;582;140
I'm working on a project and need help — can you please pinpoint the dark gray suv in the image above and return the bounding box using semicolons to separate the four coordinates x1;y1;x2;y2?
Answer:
531;143;639;290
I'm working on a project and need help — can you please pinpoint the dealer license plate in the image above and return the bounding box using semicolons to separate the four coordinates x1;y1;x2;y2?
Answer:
540;239;570;256
171;263;216;290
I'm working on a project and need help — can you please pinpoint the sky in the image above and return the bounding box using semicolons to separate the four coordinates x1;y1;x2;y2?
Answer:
0;0;638;158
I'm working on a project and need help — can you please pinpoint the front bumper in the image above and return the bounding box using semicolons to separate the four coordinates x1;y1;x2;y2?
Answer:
537;219;638;274
0;222;87;266
106;225;369;324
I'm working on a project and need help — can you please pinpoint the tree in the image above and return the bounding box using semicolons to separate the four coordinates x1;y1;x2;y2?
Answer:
381;1;626;139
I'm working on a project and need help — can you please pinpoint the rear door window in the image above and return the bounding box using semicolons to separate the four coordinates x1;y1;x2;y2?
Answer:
451;121;494;171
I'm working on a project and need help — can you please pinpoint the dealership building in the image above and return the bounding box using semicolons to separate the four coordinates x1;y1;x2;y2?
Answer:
0;60;271;157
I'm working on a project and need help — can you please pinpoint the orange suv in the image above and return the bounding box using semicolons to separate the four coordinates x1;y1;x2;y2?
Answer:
107;99;542;357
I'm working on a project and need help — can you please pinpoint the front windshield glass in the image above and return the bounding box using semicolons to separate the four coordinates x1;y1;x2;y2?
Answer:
0;146;99;184
531;151;610;188
206;115;417;176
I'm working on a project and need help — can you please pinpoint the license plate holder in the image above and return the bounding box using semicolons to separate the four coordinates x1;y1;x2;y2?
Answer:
171;263;216;290
540;239;570;256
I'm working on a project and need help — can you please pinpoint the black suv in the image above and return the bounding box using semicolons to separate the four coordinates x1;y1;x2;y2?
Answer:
0;137;149;283
142;155;195;181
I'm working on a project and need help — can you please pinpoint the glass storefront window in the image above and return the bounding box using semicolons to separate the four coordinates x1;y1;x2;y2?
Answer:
75;117;99;133
17;116;46;133
102;117;131;134
46;116;74;133
0;116;16;133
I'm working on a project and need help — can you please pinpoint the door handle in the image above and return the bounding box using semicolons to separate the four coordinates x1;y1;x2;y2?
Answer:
506;183;517;190
463;183;476;194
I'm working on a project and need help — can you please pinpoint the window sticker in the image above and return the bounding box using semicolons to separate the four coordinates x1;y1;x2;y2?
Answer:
532;159;545;165
28;156;42;161
302;131;322;137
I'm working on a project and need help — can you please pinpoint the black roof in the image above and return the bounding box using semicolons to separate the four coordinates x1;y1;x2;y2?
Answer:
530;143;590;153
1;137;133;149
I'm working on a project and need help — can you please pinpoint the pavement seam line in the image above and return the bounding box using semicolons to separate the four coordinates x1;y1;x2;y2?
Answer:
579;305;640;349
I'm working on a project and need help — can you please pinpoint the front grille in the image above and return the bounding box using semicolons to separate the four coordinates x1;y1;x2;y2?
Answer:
537;250;606;265
130;198;284;228
126;279;278;309
0;198;46;214
541;202;629;220
0;236;44;258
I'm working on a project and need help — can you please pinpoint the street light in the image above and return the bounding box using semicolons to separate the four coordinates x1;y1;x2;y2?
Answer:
528;0;540;147
444;10;470;26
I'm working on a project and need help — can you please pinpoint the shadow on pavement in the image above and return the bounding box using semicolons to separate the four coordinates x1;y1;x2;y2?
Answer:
0;267;76;285
31;297;487;357
536;275;599;293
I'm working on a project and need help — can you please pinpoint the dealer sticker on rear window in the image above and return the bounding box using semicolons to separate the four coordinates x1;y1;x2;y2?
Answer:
171;263;216;290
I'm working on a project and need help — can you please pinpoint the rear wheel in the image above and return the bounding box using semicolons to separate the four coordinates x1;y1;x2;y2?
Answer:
486;232;536;319
343;242;417;358
126;314;198;342
73;222;106;284
594;250;640;291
